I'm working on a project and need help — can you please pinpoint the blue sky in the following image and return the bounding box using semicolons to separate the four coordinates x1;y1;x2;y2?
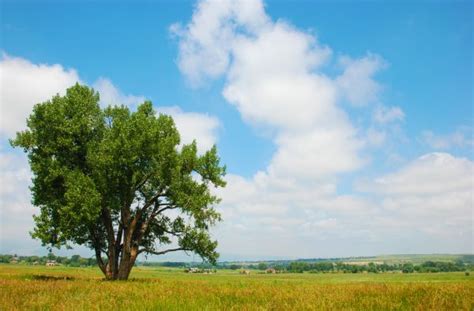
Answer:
0;0;472;260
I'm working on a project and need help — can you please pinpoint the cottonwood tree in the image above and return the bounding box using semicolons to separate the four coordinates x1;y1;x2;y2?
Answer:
11;84;226;280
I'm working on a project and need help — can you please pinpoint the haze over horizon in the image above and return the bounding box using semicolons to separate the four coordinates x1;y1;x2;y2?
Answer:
0;0;472;261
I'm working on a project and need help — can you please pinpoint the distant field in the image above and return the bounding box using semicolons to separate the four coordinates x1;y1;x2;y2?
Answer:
1;264;473;310
346;254;473;264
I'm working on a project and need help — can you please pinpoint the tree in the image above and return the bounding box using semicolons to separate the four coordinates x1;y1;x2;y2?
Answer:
11;84;226;280
402;263;414;273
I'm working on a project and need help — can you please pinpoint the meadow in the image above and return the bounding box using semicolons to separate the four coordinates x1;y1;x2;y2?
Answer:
1;264;473;310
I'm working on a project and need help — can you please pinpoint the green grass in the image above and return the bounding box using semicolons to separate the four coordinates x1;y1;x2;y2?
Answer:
1;264;473;310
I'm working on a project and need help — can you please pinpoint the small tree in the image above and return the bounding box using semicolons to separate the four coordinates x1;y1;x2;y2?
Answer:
11;84;226;280
258;262;268;270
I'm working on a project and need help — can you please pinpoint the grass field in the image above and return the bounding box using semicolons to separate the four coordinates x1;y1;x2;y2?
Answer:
1;264;473;310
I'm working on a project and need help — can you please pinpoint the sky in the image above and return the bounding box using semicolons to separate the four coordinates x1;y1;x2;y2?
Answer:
0;0;472;261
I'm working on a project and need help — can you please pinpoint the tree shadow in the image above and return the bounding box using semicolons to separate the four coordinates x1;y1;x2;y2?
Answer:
29;274;75;281
99;278;162;283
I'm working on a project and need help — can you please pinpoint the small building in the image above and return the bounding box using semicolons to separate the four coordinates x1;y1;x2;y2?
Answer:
46;260;58;266
265;268;276;274
185;267;200;273
10;257;19;264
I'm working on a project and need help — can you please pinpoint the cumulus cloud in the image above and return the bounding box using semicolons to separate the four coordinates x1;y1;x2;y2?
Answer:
173;1;377;257
0;148;103;257
361;153;473;196
357;153;473;251
0;54;81;138
173;1;373;259
218;153;473;257
157;106;220;153
0;151;31;214
0;54;152;140
223;22;333;131
0;150;39;254
174;0;367;181
174;0;472;257
170;0;269;87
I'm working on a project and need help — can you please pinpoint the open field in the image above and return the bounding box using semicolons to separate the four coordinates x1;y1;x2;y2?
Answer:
1;264;473;310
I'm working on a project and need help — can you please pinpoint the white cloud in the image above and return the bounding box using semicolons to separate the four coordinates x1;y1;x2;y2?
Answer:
0;55;150;140
173;1;379;257
175;1;366;188
175;0;472;258
0;54;81;138
0;151;98;256
172;0;371;257
93;77;145;109
373;105;405;124
421;127;473;150
361;152;473;196
157;106;220;152
0;151;31;214
356;153;473;251
174;0;366;181
223;21;333;131
269;126;364;180
170;0;269;87
0;151;40;253
217;153;473;257
336;53;386;106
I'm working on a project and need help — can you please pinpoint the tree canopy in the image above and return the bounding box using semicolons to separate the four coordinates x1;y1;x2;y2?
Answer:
11;84;226;280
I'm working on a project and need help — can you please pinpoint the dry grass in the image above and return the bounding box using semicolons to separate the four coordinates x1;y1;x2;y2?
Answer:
1;264;473;310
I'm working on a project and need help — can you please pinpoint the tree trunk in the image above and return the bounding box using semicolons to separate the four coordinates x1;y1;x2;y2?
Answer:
99;254;135;280
98;206;141;280
116;248;138;280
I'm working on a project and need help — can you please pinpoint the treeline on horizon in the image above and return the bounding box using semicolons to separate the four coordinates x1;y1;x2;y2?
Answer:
144;260;473;274
2;253;473;274
0;254;97;267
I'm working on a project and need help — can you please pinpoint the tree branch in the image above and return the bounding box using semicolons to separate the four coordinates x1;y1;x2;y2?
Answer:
95;248;107;275
140;191;163;213
101;207;115;245
155;204;176;215
89;228;107;275
162;228;184;236
138;247;191;256
133;202;178;244
134;173;152;192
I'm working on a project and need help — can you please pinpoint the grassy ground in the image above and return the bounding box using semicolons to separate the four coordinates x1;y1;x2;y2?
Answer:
1;264;473;310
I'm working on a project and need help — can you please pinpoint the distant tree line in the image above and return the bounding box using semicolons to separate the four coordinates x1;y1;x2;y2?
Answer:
218;260;473;274
3;253;473;274
0;253;97;267
115;257;474;274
